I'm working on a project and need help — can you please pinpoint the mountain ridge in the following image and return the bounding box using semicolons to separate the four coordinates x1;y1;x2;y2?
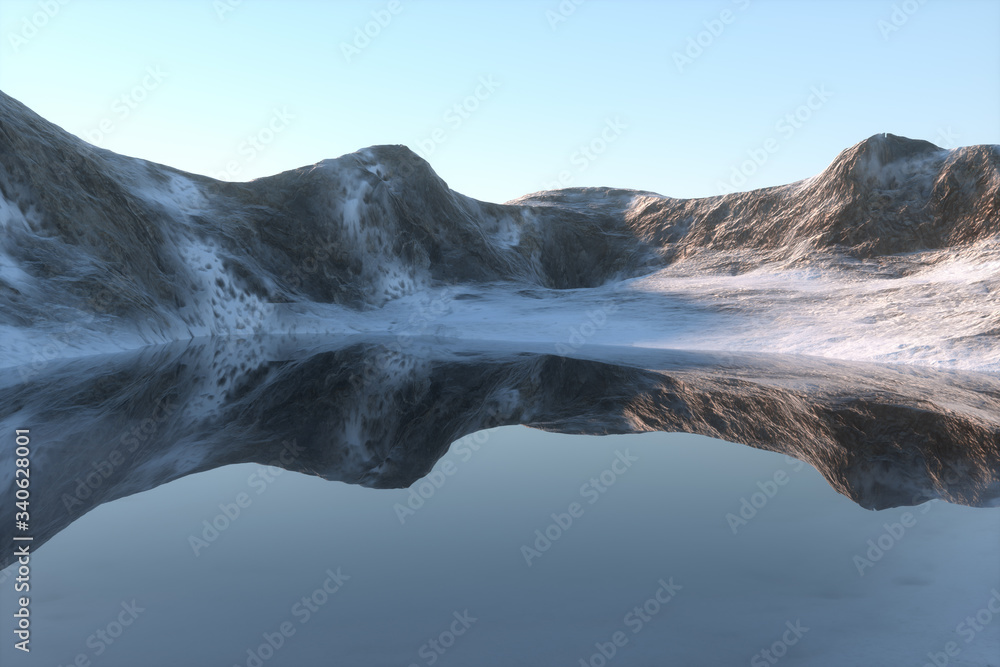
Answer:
1;90;998;363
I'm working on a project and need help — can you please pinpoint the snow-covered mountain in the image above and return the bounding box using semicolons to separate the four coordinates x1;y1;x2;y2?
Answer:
1;90;998;369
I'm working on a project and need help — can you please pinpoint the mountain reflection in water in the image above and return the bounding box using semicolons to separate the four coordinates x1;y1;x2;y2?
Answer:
2;336;997;570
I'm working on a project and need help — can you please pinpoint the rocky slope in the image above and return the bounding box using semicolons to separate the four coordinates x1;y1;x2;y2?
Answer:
1;90;998;359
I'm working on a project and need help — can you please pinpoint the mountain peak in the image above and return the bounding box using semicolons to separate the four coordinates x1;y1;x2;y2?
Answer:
820;132;946;186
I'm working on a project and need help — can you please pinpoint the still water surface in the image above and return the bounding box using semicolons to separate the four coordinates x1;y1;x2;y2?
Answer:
2;427;997;666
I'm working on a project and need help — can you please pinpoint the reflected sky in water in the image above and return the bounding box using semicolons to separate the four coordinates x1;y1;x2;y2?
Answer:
2;427;997;667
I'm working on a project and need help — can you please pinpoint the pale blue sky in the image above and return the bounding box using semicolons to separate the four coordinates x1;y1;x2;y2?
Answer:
1;0;998;203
